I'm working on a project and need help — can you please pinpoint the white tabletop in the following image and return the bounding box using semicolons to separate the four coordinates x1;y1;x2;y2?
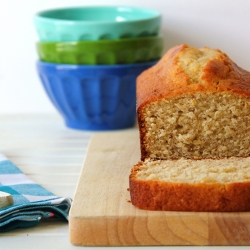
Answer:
0;114;248;249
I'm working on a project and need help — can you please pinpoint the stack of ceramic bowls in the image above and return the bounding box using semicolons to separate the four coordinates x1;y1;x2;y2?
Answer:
34;6;163;130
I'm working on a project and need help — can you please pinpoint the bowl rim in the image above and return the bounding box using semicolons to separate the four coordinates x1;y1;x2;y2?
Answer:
36;35;164;46
36;59;158;69
34;5;161;24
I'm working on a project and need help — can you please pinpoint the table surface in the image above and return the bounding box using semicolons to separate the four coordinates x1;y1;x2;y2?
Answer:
0;114;248;250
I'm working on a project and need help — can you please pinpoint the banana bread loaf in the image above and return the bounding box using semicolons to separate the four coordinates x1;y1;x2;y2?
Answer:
129;44;250;212
137;44;250;160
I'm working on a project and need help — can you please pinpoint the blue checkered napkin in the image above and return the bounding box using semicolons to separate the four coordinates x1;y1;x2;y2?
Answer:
0;154;72;232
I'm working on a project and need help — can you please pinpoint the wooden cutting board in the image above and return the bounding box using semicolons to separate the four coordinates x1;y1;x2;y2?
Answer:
69;131;250;246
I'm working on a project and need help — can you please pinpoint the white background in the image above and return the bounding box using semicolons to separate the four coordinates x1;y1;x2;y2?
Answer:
1;0;250;115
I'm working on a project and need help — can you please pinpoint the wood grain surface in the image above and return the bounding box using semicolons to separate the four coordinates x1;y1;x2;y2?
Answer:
69;132;250;246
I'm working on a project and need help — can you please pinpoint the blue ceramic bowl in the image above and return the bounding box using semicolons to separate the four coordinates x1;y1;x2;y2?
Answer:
34;6;161;42
36;60;157;130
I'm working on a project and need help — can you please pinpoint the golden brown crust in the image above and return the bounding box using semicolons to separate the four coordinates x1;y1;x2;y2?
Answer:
137;44;250;109
129;163;250;212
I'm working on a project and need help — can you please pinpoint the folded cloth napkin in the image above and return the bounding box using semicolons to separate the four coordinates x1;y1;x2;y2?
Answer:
0;154;72;232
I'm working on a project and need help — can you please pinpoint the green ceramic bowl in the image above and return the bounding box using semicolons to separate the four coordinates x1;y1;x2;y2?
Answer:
34;6;161;42
36;36;164;65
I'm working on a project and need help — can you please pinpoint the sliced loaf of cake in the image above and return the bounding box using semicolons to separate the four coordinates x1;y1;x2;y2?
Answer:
130;44;250;211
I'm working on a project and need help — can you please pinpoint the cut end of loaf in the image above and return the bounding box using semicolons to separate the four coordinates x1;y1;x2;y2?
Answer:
133;157;250;184
139;92;250;160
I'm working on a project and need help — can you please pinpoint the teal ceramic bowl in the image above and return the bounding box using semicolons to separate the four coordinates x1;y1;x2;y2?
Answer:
36;36;164;64
34;6;161;42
